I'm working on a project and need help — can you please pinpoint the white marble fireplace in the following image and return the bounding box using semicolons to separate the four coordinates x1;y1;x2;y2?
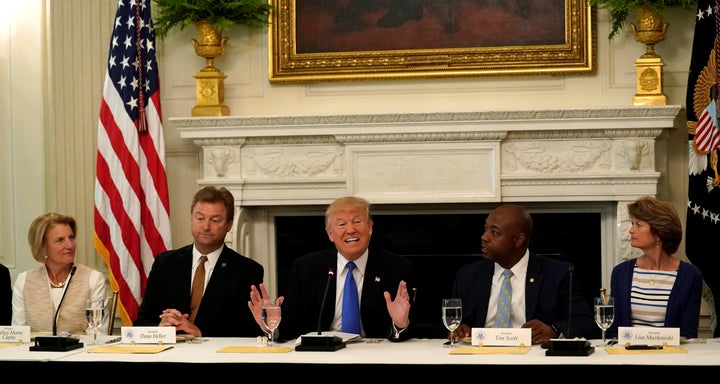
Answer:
175;106;682;297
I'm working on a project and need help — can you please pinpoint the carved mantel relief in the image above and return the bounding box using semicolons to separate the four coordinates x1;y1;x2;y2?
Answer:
207;147;237;177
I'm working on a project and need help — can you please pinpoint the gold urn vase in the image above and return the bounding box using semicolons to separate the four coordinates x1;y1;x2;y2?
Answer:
630;6;668;106
191;21;230;116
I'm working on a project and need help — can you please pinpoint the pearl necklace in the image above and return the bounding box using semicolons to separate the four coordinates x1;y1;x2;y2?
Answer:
46;263;73;289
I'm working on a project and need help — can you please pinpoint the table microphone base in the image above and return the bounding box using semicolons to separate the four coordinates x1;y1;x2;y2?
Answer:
545;338;594;356
295;335;346;352
30;336;83;352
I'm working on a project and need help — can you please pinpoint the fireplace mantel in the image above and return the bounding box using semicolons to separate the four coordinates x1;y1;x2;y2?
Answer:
174;106;683;293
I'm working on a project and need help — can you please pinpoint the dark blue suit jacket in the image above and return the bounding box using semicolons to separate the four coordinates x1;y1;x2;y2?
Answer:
607;259;703;339
0;263;10;325
279;247;416;342
134;244;264;337
451;253;598;339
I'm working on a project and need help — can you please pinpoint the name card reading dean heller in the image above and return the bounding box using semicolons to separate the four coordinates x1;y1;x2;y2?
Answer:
0;326;30;343
618;326;680;347
121;326;176;344
471;328;531;347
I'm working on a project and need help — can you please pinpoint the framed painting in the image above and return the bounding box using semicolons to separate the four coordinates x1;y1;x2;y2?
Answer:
269;0;595;82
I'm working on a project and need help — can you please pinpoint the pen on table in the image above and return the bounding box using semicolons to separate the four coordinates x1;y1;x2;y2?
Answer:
105;337;121;344
607;338;618;346
625;344;663;350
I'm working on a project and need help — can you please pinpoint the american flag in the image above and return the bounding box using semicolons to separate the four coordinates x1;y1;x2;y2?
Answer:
94;0;171;325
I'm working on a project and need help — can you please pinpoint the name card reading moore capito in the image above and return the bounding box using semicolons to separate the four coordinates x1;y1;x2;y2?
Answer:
618;326;680;346
121;326;176;344
471;328;531;347
0;326;30;343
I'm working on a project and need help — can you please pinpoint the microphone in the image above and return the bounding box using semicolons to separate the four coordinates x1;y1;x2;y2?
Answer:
296;268;346;352
546;264;594;356
567;265;573;338
317;268;335;335
53;265;77;336
31;265;83;352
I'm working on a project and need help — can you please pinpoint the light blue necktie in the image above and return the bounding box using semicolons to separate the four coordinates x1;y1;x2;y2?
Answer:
495;269;513;328
342;262;361;334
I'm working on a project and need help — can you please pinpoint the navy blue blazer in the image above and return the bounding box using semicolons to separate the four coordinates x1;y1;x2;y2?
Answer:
451;253;598;339
279;247;416;342
0;263;10;325
134;244;264;337
607;259;703;339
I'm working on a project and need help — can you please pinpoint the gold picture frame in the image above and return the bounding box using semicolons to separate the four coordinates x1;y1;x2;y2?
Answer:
269;0;595;82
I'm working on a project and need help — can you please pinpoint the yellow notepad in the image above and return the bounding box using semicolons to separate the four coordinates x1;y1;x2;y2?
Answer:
216;346;294;353
450;346;530;354
605;346;687;354
87;345;174;354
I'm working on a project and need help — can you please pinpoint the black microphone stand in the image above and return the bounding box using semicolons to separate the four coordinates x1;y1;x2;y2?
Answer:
296;269;347;352
545;265;594;356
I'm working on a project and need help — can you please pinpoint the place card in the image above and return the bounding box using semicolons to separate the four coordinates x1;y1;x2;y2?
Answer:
121;326;176;344
0;326;30;343
88;345;174;354
618;326;680;346
217;346;294;353
471;328;531;347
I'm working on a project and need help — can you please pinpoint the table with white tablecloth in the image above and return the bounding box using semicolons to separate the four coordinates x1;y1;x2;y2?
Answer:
1;336;718;377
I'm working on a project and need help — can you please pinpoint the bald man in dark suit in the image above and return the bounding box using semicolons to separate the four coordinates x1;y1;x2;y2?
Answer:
451;204;597;345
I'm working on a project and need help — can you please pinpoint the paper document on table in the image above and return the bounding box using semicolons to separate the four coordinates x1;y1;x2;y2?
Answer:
217;346;294;353
605;346;687;354
450;346;530;354
295;331;361;345
87;345;174;354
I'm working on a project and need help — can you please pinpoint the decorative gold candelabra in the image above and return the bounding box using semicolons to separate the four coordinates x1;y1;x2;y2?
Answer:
191;21;230;116
630;6;668;106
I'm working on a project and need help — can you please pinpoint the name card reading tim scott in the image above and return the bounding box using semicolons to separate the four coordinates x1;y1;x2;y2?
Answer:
471;328;531;347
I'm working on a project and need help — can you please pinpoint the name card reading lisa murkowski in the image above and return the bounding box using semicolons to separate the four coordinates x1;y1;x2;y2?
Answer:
121;326;176;344
618;326;680;346
471;328;531;347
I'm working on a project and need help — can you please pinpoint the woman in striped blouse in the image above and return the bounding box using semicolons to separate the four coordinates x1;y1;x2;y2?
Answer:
606;196;704;339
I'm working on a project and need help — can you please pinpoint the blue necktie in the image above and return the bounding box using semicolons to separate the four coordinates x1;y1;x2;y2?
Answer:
342;262;360;334
495;269;513;328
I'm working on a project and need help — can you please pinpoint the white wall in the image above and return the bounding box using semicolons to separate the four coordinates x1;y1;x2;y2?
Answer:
1;0;46;279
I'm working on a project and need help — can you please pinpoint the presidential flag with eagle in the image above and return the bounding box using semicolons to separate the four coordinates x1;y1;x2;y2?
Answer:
686;0;720;337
